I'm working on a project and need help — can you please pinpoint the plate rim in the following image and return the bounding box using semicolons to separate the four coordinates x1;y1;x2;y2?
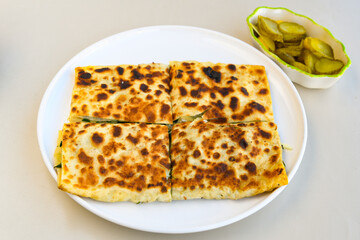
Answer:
37;25;307;234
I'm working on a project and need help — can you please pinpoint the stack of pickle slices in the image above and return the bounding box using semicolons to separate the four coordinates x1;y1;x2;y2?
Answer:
253;16;344;75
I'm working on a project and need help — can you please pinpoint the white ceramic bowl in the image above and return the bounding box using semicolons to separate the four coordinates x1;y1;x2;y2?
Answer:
247;7;351;89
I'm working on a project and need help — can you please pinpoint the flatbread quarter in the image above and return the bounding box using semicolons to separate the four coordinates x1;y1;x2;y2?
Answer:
55;122;171;203
69;63;172;124
169;61;274;122
171;119;287;200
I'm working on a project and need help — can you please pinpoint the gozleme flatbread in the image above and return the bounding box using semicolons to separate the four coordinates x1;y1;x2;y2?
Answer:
169;61;274;122
171;119;287;200
69;63;172;124
55;122;171;203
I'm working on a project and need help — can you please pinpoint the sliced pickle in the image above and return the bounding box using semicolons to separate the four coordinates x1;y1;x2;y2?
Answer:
315;58;344;74
250;23;261;37
276;41;302;48
276;47;302;57
275;45;303;57
251;23;275;51
258;35;275;52
304;37;334;59
285;41;302;46
258;16;283;42
278;22;306;42
303;49;318;73
293;61;311;73
275;50;295;64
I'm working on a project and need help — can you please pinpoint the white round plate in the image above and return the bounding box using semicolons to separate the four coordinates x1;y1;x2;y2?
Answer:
37;25;307;234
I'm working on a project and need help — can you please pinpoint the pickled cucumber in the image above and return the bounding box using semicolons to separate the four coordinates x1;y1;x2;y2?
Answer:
276;41;302;48
250;22;261;37
258;16;283;42
303;50;318;73
278;22;306;42
275;50;295;64
258;35;276;52
253;16;344;75
293;61;311;73
303;37;334;59
276;47;302;57
315;58;344;74
275;40;304;57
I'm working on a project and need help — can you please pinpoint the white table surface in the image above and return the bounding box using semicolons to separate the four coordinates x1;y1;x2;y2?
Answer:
1;0;359;239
